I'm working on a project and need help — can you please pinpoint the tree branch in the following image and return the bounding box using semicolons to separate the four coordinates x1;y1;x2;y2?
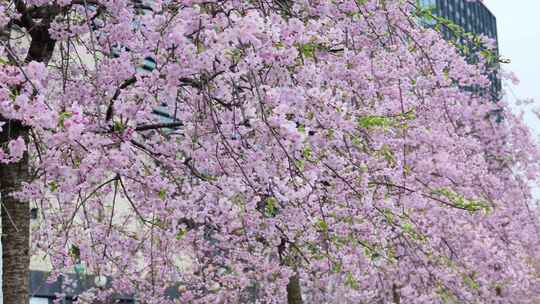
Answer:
134;122;183;132
105;76;137;121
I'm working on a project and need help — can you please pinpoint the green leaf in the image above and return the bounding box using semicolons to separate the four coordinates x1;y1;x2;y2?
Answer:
331;260;342;273
295;159;305;171
438;287;459;304
382;208;394;224
315;218;328;232
326;129;334;139
345;271;359;290
351;136;362;147
264;197;278;217
295;41;328;59
59;112;72;128
113;120;125;132
463;274;480;290
302;147;312;160
358;115;392;129
48;181;58;192
225;48;243;61
69;245;81;260
432;188;491;212
305;241;324;259
158;189;167;200
363;245;380;261
296;43;318;59
402;221;425;241
176;228;187;240
9;87;20;101
379;144;396;166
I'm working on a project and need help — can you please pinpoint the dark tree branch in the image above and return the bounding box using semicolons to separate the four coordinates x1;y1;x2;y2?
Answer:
105;76;137;121
134;122;184;131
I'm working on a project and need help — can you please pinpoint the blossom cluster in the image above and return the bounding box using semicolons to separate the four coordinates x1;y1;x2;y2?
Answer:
1;0;539;303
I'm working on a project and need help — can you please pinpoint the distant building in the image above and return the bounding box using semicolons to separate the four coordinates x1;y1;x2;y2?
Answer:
421;0;501;100
429;0;498;43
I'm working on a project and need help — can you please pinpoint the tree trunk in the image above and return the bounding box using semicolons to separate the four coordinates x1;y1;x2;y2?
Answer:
1;6;56;301
392;283;401;304
287;273;303;304
1;120;30;304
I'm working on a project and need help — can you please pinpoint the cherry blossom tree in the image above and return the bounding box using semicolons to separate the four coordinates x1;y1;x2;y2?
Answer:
1;0;540;303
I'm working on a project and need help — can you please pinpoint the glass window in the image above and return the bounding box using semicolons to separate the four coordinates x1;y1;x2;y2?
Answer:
419;0;436;7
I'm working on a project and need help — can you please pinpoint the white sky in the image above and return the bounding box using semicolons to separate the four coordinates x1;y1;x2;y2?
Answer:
485;1;540;200
485;1;540;136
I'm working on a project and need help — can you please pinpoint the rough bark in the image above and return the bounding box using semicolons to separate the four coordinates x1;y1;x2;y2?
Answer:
1;120;30;304
286;273;303;304
1;3;57;303
392;283;401;304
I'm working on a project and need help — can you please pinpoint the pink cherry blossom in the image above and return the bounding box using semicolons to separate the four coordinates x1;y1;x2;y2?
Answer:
1;1;540;303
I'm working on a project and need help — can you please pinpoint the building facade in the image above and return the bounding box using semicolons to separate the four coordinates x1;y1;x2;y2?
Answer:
421;0;501;100
424;0;498;42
